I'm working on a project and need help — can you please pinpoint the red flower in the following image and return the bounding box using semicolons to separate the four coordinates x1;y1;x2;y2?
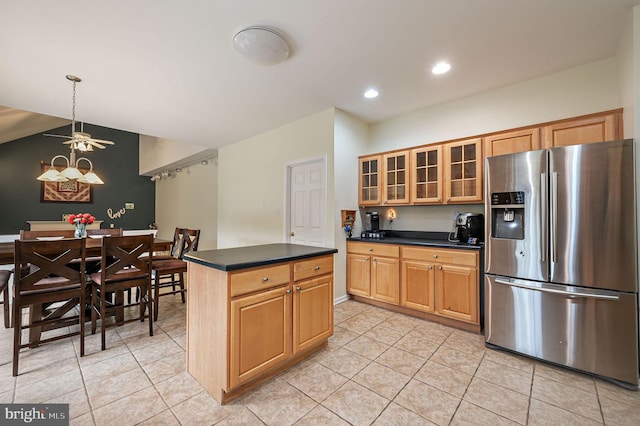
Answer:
67;213;95;225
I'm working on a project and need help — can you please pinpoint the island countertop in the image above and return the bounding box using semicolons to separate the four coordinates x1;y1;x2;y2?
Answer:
184;243;338;271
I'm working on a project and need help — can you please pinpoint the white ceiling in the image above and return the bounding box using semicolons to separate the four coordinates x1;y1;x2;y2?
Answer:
0;0;638;148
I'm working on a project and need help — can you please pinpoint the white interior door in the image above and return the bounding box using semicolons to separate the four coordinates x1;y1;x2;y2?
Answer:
288;159;326;246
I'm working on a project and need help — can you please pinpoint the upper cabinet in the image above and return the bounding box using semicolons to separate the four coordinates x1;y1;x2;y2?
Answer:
543;110;622;148
410;145;443;204
382;151;409;205
444;138;483;204
484;128;541;157
358;155;381;206
357;109;622;207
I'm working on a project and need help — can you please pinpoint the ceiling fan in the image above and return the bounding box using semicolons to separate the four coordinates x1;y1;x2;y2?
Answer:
44;75;115;152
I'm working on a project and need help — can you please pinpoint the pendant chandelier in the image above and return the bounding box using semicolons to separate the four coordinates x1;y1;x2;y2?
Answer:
37;75;107;185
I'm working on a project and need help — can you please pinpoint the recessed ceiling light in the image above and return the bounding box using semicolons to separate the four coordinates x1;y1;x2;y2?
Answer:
364;89;379;99
432;62;451;75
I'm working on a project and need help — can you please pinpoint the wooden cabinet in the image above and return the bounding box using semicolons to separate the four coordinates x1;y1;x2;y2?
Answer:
382;151;409;204
230;286;291;388
543;110;622;148
410;145;443;204
359;155;382;206
187;252;334;404
347;242;400;305
293;274;333;354
444;138;483;203
400;258;435;313
484;128;541;157
399;246;479;326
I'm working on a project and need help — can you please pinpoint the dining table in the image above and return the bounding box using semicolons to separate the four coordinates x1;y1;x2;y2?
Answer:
0;236;172;265
0;236;172;345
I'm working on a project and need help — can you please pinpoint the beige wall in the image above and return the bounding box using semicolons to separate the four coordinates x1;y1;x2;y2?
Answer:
367;57;624;231
139;135;214;175
217;109;335;249
154;159;218;250
333;110;369;300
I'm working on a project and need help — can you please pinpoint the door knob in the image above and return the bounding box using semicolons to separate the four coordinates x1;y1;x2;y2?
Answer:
289;232;295;237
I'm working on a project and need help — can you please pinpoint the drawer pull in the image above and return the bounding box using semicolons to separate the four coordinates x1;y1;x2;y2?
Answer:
368;248;373;252
262;277;269;282
296;286;302;292
433;255;438;259
286;288;292;294
314;266;321;271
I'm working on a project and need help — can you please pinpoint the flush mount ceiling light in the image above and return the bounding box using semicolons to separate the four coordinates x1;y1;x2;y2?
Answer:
432;62;452;75
364;88;379;99
233;26;290;66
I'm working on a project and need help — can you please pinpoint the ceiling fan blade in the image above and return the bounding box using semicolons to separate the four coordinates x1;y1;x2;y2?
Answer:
89;138;115;145
88;141;106;149
44;133;72;139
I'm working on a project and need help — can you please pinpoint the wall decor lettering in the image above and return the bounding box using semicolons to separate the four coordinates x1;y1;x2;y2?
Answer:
107;206;127;219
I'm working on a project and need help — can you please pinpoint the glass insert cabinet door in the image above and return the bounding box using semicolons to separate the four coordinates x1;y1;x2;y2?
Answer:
382;151;409;204
444;138;483;203
411;145;442;203
359;155;381;205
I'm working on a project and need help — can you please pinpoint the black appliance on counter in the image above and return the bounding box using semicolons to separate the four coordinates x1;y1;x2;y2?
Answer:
364;211;380;232
453;213;484;243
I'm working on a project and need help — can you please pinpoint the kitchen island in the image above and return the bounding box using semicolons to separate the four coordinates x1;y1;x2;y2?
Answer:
184;243;337;404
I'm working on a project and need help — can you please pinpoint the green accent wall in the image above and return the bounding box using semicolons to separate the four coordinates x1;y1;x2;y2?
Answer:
0;123;155;234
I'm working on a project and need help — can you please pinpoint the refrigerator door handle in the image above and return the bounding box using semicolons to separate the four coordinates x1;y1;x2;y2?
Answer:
540;172;546;263
494;278;620;301
550;172;558;263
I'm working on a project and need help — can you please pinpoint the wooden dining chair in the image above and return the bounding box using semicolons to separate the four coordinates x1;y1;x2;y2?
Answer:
152;228;200;321
90;235;153;350
0;269;11;328
13;238;87;376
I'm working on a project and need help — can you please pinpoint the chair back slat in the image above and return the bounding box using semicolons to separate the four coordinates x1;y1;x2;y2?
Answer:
100;235;152;283
87;228;123;237
179;229;200;259
14;239;85;292
20;230;75;240
169;227;186;258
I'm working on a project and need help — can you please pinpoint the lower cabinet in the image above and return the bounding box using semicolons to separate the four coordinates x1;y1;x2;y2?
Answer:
348;241;480;329
293;274;333;354
230;286;291;389
346;242;399;304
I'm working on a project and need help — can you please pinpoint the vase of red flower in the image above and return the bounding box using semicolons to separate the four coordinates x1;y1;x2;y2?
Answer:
67;213;96;238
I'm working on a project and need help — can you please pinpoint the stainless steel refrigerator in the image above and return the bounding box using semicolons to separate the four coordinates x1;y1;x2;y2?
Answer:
484;139;639;389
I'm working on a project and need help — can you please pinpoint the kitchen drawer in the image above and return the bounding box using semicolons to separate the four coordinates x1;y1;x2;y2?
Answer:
230;264;291;297
294;255;334;281
347;242;399;258
401;246;477;267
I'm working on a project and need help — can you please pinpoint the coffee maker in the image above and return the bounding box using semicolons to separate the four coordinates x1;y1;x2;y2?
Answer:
454;213;484;244
365;211;380;232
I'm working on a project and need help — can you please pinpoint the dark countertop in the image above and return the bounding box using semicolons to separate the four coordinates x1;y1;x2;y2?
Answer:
184;243;338;271
347;230;483;251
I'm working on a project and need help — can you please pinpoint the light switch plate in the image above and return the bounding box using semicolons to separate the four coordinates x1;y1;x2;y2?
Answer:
125;203;135;209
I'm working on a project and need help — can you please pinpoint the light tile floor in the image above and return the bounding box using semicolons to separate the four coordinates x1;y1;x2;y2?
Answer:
1;297;640;425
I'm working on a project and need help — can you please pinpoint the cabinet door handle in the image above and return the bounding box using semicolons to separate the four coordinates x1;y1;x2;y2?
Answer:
368;248;373;252
286;289;292;294
364;257;369;261
314;266;320;271
262;277;269;282
428;266;433;270
433;255;438;259
438;266;443;270
296;286;302;292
